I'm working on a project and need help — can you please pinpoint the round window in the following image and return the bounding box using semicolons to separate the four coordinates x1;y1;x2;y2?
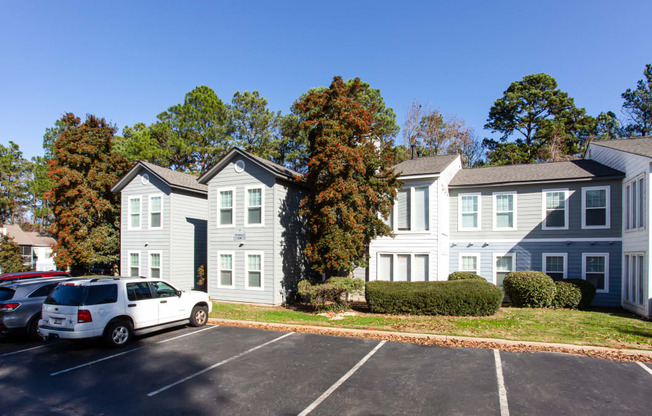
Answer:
234;160;245;173
141;173;150;185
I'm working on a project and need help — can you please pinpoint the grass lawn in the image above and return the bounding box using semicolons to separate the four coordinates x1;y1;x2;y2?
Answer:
210;302;652;351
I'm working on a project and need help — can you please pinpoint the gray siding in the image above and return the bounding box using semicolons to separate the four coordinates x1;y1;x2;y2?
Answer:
170;190;208;291
449;179;623;240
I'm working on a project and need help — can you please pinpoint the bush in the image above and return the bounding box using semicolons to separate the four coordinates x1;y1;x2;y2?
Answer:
365;280;503;316
503;271;556;308
552;281;582;309
564;278;597;309
448;271;485;281
297;277;364;311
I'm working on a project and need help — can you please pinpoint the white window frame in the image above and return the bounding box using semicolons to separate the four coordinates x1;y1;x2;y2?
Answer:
245;251;264;290
541;189;569;230
217;187;236;228
148;194;163;230
128;250;141;277
493;252;516;286
375;253;430;281
493;191;517;231
217;250;235;289
623;252;645;306
458;192;481;231
244;186;265;227
458;253;480;275
581;185;610;230
128;196;142;230
391;184;431;234
625;175;646;232
148;250;162;280
582;252;609;294
542;253;567;280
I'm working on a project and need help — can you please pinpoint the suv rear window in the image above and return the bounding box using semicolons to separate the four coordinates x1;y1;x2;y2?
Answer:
0;288;15;301
45;285;85;306
85;284;118;305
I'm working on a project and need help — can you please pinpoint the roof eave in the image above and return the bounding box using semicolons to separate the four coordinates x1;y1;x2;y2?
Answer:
198;148;298;184
449;175;625;189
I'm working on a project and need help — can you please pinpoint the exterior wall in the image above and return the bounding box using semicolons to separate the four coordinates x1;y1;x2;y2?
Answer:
206;157;278;304
170;190;208;291
588;144;652;316
120;172;171;284
449;240;622;307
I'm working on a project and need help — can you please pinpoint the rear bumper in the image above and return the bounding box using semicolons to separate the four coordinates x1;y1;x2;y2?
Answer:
37;321;96;340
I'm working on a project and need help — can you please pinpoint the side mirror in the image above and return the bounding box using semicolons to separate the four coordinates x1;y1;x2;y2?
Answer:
177;290;182;297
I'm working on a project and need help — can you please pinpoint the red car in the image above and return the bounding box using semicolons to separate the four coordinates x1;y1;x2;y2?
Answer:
0;271;72;282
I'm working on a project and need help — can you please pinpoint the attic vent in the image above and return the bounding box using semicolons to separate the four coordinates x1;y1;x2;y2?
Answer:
141;174;150;185
234;160;245;173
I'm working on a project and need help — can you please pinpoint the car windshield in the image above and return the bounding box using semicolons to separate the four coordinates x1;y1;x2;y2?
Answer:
0;288;15;301
45;284;85;306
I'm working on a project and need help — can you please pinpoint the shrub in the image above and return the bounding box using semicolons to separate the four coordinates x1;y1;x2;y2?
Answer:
365;280;503;316
297;277;364;311
552;281;582;309
448;271;485;281
564;278;597;309
503;271;556;308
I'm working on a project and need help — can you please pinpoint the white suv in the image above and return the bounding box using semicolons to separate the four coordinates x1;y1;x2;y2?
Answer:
38;277;212;347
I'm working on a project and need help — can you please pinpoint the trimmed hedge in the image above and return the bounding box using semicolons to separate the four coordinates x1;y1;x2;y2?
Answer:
448;271;485;281
552;281;582;309
503;271;556;308
365;280;503;316
564;278;597;309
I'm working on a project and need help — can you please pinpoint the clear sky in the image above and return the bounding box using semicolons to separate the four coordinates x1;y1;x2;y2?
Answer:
1;0;651;160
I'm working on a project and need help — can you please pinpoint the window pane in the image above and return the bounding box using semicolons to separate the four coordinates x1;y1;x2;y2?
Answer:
151;212;161;228
220;209;232;225
586;209;606;226
130;213;140;228
220;191;232;208
127;283;152;301
633;182;638;228
151;196;161;212
397;190;411;230
496;256;513;272
585;274;605;291
638;256;644;306
378;254;393;281
413;255;428;281
130;267;139;277
152;281;177;297
396;254;410;281
625;255;631;302
546;209;565;227
248;255;261;271
585;189;606;208
220;254;232;270
496;212;513;228
130;253;139;267
545;256;564;272
496;272;509;288
248;207;262;224
626;185;631;230
150;268;160;278
130;199;140;214
546;192;564;210
248;188;261;206
150;253;160;267
496;194;513;211
640;179;645;228
586;256;605;273
248;271;261;287
462;195;478;212
462;213;478;228
220;271;232;286
462;256;477;272
414;187;429;231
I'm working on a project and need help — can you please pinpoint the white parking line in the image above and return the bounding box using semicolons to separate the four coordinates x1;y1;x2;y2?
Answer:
147;332;295;397
494;349;510;416
297;340;386;416
0;344;47;357
50;326;220;376
637;362;652;376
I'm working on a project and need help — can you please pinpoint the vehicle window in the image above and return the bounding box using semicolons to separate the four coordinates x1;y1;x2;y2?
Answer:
84;284;118;305
151;281;177;298
29;284;59;298
0;288;15;301
127;282;153;301
45;284;85;306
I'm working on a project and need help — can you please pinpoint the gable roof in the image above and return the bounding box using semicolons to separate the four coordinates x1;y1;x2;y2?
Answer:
589;136;652;158
393;154;459;177
1;224;55;247
198;148;302;184
449;159;624;188
111;161;207;195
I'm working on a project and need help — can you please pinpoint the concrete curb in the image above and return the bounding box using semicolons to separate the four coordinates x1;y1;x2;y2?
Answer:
207;317;652;363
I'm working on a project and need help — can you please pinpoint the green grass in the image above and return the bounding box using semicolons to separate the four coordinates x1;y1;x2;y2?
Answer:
210;302;652;350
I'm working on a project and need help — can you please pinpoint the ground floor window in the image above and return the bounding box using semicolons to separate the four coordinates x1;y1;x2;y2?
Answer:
459;253;480;275
582;253;609;293
376;253;429;282
246;252;263;290
542;253;567;281
624;253;645;305
494;253;515;289
218;252;234;288
149;252;161;279
129;252;140;277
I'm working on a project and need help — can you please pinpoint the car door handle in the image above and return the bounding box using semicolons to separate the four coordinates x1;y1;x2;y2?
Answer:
128;304;137;307
160;300;167;304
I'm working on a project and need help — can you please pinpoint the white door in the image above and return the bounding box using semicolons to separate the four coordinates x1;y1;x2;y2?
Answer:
125;282;158;328
151;281;186;323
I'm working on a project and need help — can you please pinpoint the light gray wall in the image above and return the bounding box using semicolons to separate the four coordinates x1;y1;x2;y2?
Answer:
170;190;208;291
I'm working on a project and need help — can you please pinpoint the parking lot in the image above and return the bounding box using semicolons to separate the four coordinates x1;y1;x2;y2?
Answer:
1;325;652;416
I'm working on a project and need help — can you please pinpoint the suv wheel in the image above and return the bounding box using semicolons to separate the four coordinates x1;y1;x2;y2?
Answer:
27;317;44;342
104;320;133;348
189;305;208;327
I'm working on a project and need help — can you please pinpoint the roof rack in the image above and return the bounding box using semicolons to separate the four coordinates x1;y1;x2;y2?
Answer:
88;276;148;282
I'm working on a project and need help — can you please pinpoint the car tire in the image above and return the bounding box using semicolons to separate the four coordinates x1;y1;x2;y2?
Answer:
189;305;208;327
27;316;44;342
104;320;133;348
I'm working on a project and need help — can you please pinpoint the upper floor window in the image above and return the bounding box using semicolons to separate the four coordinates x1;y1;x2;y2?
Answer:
245;187;264;226
219;188;235;226
459;193;481;231
397;189;411;231
149;195;162;229
493;192;516;230
542;189;568;230
128;197;141;230
582;186;610;229
393;186;429;232
626;177;645;230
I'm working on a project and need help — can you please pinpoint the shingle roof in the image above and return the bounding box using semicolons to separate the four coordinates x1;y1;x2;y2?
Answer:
449;159;624;187
590;136;652;158
245;152;302;180
393;154;459;177
2;224;55;247
112;162;207;194
198;148;302;184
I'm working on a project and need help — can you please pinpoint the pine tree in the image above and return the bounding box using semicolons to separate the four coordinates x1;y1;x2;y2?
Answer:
0;234;29;273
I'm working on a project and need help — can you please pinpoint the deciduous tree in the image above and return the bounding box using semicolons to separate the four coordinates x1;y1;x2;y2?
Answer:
0;234;28;273
622;63;652;136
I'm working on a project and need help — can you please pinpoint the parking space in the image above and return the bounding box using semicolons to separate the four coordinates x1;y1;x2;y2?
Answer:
1;325;652;415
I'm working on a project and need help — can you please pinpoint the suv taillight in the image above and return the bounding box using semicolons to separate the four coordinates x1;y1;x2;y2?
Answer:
0;303;20;311
78;309;92;323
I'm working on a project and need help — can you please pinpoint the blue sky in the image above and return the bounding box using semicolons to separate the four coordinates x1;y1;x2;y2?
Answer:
1;0;651;160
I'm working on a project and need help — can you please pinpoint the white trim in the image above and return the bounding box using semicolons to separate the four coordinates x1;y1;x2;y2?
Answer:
148;250;162;280
582;252;609;293
217;187;236;228
458;252;480;275
623;252;646;307
375;252;431;282
244;185;265;227
148;194;164;230
127;250;141;277
493;252;516;286
458;192;481;231
398;174;440;180
581;185;610;229
542;253;567;280
217;251;235;289
450;237;622;243
127;196;142;230
493;191;517;231
625;174;646;232
541;188;569;230
245;251;264;290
